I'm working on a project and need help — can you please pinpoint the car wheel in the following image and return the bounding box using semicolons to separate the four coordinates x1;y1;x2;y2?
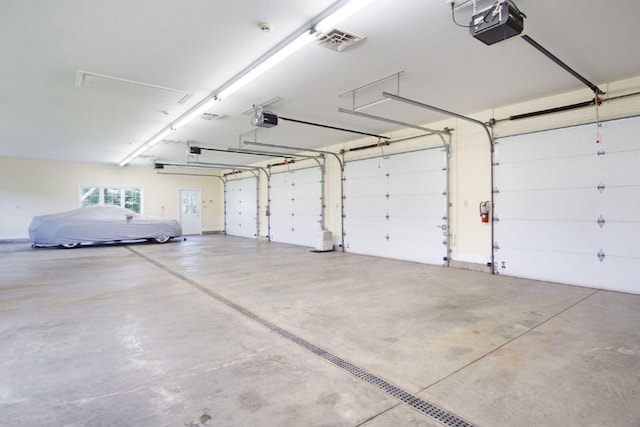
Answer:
153;235;171;244
60;242;80;249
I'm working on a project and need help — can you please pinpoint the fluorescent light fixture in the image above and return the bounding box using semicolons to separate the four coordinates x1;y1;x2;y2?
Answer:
119;0;376;166
119;126;174;166
217;32;316;100
315;0;375;34
172;97;219;130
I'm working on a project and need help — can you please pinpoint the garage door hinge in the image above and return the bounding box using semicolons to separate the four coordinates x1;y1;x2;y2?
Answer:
597;183;605;193
597;249;605;262
493;242;500;250
385;214;390;220
597;215;605;228
493;188;499;194
385;234;390;242
597;149;605;158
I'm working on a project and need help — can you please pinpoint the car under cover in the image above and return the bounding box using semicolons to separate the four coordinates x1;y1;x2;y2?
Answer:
29;205;182;247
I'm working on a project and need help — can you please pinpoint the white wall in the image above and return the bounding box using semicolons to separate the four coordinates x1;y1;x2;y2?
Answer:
0;158;224;240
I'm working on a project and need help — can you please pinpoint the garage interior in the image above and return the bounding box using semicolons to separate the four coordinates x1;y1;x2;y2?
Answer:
1;1;640;426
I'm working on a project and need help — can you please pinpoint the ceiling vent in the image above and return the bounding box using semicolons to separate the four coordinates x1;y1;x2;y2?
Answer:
316;28;366;52
200;113;225;120
75;70;192;105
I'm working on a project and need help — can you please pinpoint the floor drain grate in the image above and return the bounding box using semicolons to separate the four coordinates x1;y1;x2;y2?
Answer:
128;247;476;427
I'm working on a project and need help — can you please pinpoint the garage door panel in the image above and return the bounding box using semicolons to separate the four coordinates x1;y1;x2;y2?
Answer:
388;217;444;240
270;194;292;205
389;194;445;218
386;149;445;172
495;220;603;254
598;223;640;258
345;196;388;216
600;116;640;151
387;239;446;264
345;175;388;196
495;247;637;294
345;215;387;232
293;203;321;216
495;156;602;191
601;151;640;185
345;159;387;177
387;171;445;194
495;189;602;221
599;186;640;221
290;168;321;184
269;226;294;243
294;181;321;196
345;235;392;258
496;124;596;162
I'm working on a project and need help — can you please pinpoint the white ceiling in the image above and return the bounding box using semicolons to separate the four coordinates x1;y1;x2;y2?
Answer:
2;0;640;168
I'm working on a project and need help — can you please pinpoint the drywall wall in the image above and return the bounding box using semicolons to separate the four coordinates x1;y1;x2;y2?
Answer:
0;158;224;240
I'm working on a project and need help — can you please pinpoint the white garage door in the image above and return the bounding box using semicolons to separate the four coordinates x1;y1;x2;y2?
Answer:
494;116;640;294
225;176;258;238
344;148;448;265
269;167;323;247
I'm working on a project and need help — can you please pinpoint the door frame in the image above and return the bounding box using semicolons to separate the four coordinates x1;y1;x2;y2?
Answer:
179;188;202;235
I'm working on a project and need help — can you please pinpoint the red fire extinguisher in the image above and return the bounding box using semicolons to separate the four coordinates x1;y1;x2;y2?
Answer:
479;201;490;223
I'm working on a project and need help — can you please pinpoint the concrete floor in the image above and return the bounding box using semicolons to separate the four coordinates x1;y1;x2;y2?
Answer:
1;235;639;427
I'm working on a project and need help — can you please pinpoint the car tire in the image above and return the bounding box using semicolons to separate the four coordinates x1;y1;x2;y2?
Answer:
60;242;80;249
153;235;171;244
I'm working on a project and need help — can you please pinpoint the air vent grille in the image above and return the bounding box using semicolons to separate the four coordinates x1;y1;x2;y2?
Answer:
317;28;366;52
201;113;225;120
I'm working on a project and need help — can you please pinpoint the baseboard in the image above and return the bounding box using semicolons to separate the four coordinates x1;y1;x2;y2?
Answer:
0;238;31;243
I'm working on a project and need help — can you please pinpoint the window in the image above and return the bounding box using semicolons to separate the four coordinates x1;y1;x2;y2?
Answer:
80;186;143;213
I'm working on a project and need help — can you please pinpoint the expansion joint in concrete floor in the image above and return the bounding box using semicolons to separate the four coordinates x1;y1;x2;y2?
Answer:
125;246;477;427
421;288;602;393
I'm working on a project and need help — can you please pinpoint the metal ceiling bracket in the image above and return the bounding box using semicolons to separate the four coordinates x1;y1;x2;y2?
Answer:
338;107;449;135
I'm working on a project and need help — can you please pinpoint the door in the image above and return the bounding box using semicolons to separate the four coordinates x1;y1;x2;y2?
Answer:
225;177;258;238
269;167;323;247
179;189;202;235
343;147;449;265
493;116;640;294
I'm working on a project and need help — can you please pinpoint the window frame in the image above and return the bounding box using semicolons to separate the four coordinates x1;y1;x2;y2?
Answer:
78;185;144;214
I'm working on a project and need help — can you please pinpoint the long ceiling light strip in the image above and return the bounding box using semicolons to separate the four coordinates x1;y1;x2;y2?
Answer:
119;0;376;167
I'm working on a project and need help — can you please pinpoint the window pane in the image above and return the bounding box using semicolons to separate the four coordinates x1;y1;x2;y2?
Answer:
80;187;99;206
103;188;121;206
182;192;197;214
124;188;141;213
